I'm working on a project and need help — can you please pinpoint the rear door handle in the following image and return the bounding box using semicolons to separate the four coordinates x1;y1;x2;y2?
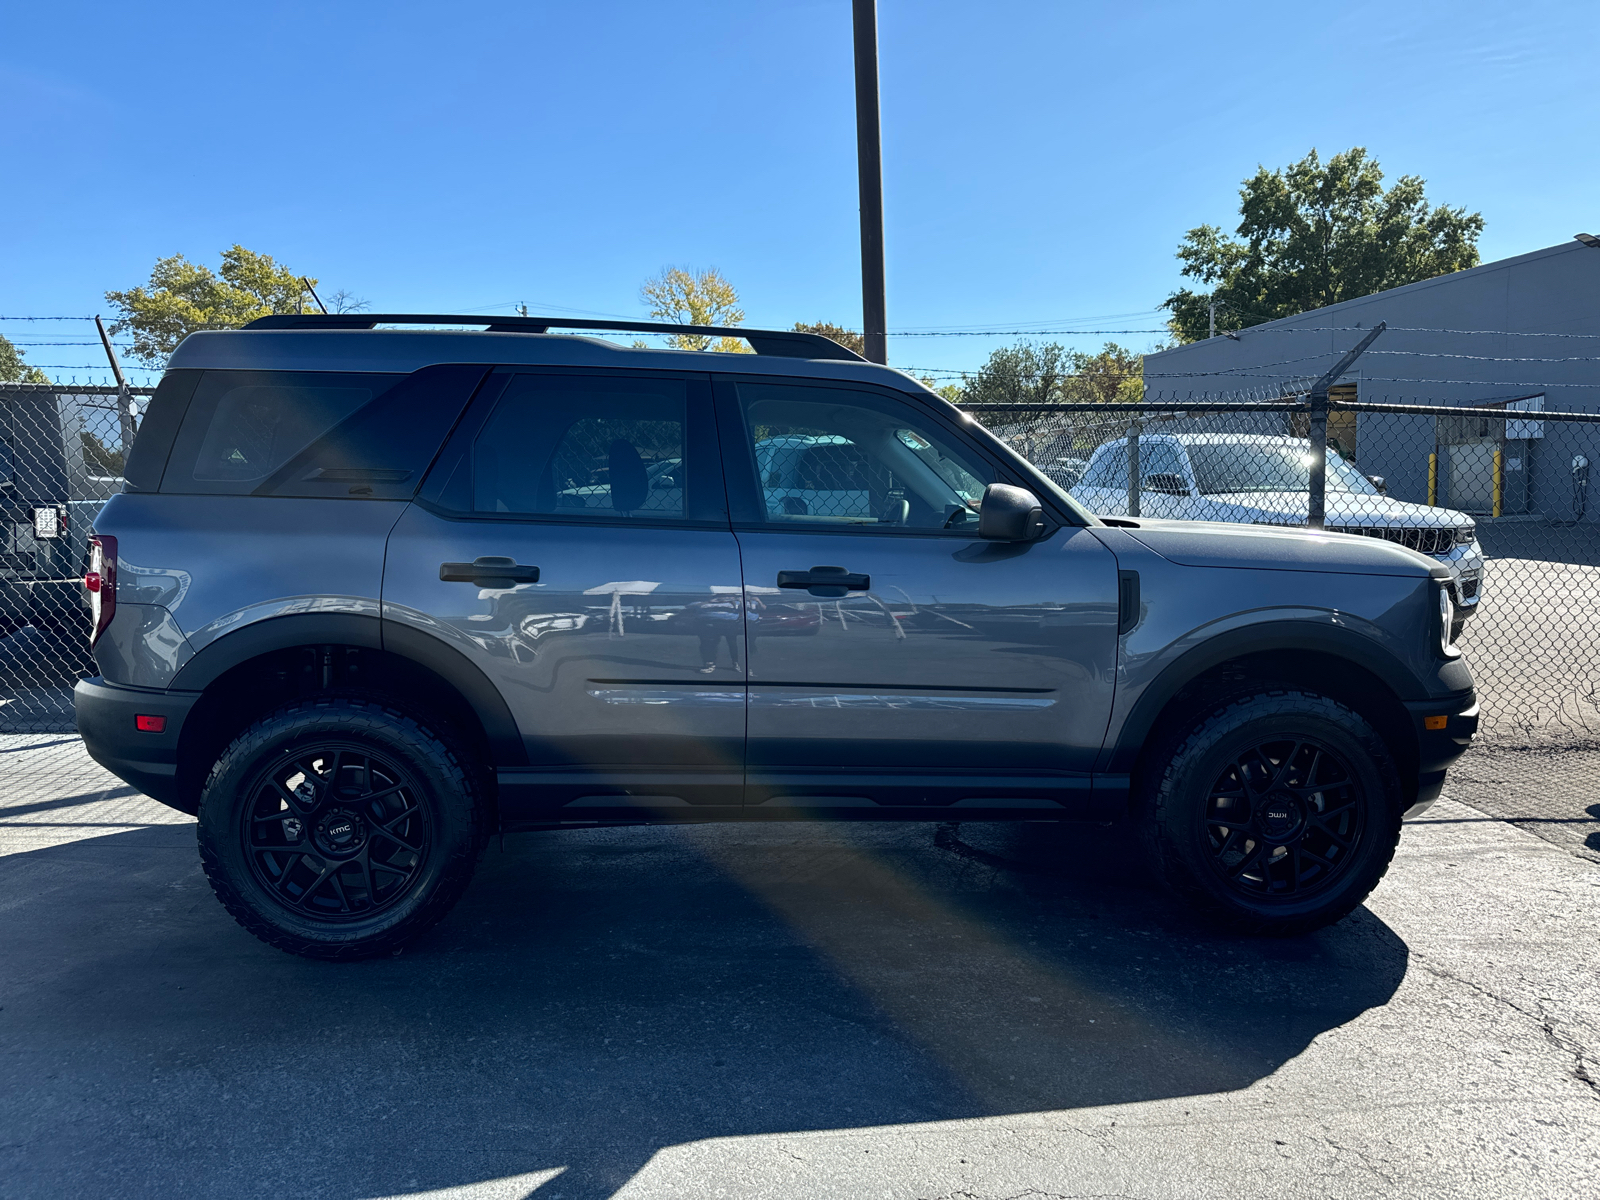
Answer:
440;557;541;586
776;565;870;597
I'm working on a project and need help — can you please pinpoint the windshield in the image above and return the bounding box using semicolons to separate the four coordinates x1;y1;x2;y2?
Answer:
1188;443;1380;496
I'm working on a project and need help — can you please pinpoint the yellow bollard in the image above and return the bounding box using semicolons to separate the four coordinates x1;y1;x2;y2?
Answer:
1492;448;1503;518
1428;453;1437;506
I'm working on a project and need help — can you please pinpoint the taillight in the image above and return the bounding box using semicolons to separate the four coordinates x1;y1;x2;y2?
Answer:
86;534;117;646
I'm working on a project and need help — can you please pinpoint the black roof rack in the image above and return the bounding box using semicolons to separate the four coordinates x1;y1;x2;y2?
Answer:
241;313;866;362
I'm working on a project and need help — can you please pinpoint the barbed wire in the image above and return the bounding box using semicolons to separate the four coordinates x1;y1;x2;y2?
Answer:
1364;349;1600;364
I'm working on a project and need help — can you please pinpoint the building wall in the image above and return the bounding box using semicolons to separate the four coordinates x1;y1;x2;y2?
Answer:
1143;240;1600;518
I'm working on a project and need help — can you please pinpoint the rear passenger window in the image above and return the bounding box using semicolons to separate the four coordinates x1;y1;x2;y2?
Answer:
164;371;399;494
471;376;688;521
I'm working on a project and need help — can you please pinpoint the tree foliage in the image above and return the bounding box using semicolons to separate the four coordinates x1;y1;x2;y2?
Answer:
106;245;317;365
1163;148;1484;342
792;320;865;356
0;334;49;384
640;267;751;353
958;342;1142;405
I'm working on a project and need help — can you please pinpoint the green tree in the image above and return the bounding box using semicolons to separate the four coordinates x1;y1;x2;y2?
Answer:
1163;147;1484;342
0;334;50;384
957;342;1142;405
640;267;751;353
106;245;318;366
792;320;866;356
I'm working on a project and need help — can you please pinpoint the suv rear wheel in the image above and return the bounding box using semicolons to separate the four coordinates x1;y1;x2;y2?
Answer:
197;697;484;959
1139;690;1403;935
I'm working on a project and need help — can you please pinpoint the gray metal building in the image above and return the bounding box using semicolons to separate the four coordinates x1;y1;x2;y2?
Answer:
1142;238;1600;519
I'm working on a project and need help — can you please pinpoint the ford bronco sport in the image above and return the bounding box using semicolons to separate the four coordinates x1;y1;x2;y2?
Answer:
74;314;1478;958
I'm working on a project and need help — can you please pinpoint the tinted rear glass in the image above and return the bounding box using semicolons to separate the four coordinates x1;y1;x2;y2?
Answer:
163;371;399;495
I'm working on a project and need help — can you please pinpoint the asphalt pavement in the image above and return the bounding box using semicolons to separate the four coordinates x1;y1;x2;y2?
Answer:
0;737;1596;1199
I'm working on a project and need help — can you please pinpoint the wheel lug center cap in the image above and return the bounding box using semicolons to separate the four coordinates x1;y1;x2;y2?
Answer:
1259;791;1303;840
313;807;367;857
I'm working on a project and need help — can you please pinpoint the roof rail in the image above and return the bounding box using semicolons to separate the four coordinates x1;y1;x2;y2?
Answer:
240;313;866;362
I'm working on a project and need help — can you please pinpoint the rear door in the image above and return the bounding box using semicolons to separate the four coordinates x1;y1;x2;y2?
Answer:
717;377;1120;818
383;369;745;818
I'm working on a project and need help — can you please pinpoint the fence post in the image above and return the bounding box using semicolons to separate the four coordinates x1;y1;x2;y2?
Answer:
116;382;137;461
1307;389;1328;530
1127;411;1141;518
1301;323;1386;532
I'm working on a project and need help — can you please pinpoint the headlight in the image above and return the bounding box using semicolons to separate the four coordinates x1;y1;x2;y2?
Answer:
1455;523;1476;546
1439;582;1455;653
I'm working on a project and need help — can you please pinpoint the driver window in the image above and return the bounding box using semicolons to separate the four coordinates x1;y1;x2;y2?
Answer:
735;383;995;531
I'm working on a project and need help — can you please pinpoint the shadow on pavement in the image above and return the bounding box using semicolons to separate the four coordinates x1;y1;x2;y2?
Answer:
0;819;1409;1199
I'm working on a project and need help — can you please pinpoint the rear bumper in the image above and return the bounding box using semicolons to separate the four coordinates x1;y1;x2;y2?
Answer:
1401;691;1479;819
73;676;201;814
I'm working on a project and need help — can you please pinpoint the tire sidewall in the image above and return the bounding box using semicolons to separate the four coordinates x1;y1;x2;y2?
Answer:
1150;692;1402;929
198;699;479;956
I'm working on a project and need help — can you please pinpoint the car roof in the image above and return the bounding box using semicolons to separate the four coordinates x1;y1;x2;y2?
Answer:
166;328;931;394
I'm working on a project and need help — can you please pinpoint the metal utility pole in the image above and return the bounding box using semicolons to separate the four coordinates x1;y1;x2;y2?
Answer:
1306;322;1386;530
853;0;887;365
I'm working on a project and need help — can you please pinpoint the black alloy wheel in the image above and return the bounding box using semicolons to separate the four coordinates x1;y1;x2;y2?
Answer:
1139;689;1403;935
245;743;432;922
198;698;483;959
1203;737;1364;899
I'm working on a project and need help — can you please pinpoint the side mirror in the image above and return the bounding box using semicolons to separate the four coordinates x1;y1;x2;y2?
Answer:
978;483;1046;541
1366;474;1387;494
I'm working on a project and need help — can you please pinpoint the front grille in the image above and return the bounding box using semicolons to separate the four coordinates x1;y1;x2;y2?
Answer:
1328;525;1456;557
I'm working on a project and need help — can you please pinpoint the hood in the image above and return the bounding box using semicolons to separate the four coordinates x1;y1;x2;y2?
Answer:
1123;519;1445;577
1201;491;1474;529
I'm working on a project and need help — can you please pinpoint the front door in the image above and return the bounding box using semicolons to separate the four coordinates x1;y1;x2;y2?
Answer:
383;370;745;817
718;378;1120;818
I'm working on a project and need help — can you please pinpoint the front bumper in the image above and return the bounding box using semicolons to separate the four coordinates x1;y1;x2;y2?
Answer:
1438;538;1485;615
1400;691;1479;819
74;676;201;814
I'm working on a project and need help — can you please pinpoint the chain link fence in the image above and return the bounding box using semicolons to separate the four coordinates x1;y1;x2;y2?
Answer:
3;380;1599;751
979;389;1600;746
1;383;149;732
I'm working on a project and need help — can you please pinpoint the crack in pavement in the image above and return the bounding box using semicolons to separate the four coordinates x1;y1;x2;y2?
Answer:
1411;953;1600;1101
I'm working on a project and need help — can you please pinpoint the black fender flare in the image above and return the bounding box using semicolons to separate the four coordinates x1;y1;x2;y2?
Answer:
169;612;525;765
1105;619;1426;774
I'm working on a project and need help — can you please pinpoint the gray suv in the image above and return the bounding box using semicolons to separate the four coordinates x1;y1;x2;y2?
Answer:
74;314;1478;958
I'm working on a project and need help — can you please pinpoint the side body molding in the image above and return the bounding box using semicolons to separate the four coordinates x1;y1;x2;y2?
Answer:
167;611;526;765
1101;618;1433;775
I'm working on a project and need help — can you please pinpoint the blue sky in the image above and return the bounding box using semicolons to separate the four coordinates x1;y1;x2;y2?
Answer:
3;0;1595;381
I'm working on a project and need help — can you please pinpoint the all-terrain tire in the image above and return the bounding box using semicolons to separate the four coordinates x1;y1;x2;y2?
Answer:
1138;689;1403;936
197;697;484;960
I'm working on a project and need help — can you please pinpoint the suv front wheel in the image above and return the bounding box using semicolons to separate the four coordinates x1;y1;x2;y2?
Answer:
197;698;484;959
1139;690;1403;935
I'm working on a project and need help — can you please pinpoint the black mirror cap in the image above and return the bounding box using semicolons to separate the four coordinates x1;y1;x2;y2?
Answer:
978;483;1046;541
1367;474;1388;494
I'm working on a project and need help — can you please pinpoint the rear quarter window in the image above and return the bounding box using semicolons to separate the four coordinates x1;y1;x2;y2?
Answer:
164;371;397;494
157;366;488;499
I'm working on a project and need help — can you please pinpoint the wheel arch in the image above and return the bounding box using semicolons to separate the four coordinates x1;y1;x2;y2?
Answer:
1111;623;1424;809
170;613;524;813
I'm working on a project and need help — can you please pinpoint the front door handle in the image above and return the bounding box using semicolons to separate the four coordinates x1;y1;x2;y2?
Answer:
440;557;541;586
776;565;870;598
